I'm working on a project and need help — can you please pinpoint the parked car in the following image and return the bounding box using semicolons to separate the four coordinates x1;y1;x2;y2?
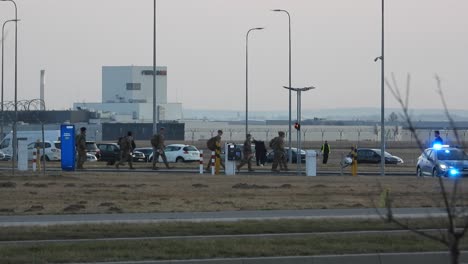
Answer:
416;145;468;177
355;148;403;164
134;147;153;162
86;141;101;159
132;150;146;162
86;153;98;162
266;147;306;164
0;150;11;161
27;141;61;161
96;143;120;165
149;144;200;163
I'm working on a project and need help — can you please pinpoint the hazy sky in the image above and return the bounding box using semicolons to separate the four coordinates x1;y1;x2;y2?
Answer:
0;0;467;112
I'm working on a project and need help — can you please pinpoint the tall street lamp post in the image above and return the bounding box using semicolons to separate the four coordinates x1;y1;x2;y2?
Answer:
283;86;315;175
152;0;157;134
1;0;18;174
374;0;385;176
1;19;17;142
245;27;264;137
272;9;293;164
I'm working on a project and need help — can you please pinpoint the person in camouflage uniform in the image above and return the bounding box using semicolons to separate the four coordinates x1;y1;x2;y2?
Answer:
206;130;225;171
151;127;171;170
271;131;288;172
75;127;87;170
236;134;254;172
116;131;135;169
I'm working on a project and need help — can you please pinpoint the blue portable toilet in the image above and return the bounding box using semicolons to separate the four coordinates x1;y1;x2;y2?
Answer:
61;124;76;171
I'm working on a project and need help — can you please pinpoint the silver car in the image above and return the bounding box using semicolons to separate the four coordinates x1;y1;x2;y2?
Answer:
416;146;468;177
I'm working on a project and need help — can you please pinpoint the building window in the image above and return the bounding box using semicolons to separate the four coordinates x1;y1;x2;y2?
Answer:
141;70;167;76
128;99;147;103
126;83;141;90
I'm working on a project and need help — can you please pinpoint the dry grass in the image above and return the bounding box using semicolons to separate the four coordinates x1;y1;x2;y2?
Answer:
0;141;463;215
0;233;457;264
0;168;465;215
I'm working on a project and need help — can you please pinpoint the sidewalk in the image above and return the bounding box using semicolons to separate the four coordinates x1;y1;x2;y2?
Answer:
0;207;447;226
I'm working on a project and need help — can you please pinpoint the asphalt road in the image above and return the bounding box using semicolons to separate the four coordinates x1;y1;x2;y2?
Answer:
0;207;448;226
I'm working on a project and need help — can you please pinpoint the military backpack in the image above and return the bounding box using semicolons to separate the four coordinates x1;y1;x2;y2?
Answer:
206;137;217;151
269;137;279;149
118;136;130;150
151;134;161;148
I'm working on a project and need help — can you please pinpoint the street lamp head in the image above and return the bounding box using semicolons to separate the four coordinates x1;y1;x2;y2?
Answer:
302;86;316;91
283;86;316;92
247;27;264;35
272;9;285;12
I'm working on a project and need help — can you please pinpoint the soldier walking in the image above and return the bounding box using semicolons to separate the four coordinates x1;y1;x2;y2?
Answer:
236;134;254;172
270;131;288;172
116;131;135;169
206;130;225;171
75;127;87;170
349;146;358;176
151;127;171;170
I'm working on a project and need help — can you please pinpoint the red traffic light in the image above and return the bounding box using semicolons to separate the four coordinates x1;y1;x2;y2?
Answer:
294;122;301;130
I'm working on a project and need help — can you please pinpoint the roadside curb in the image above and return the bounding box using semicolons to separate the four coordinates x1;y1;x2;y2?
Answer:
70;251;468;264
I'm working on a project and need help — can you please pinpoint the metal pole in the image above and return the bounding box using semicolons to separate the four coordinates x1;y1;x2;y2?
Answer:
297;90;301;176
1;0;18;174
287;12;292;165
245;27;263;138
42;123;46;176
245;30;249;138
380;0;385;176
272;9;293;164
1;19;16;142
283;86;315;175
152;0;157;134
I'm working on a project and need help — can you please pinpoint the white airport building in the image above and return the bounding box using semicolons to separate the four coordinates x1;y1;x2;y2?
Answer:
74;66;182;122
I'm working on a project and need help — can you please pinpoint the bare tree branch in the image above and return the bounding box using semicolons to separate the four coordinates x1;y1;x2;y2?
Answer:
383;73;468;263
434;75;465;149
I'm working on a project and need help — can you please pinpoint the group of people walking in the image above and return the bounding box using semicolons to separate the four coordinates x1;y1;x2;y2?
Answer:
209;130;289;173
74;126;170;171
112;127;173;170
74;126;332;172
73;126;448;178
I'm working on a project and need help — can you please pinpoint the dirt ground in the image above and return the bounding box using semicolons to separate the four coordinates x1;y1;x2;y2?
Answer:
0;141;464;216
1;169;466;215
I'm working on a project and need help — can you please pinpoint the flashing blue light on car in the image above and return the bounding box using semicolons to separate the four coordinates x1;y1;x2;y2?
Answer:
433;144;450;150
449;168;460;178
433;144;443;150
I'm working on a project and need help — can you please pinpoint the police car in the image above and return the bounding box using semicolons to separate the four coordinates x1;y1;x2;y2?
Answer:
416;144;468;177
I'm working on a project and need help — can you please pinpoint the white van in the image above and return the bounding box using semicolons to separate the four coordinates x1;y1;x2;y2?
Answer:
0;130;61;156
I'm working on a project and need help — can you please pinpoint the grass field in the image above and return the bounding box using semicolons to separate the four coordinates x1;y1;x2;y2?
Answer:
1;141;467;263
0;171;465;215
0;141;465;215
1;219;468;263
